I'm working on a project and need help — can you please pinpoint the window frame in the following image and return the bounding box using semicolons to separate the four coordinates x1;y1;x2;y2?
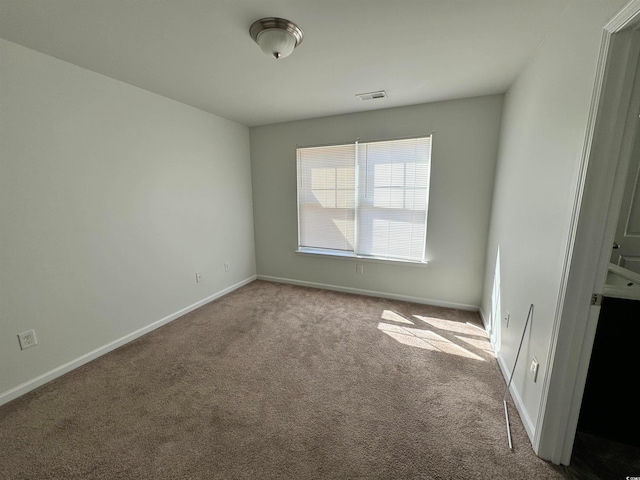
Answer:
296;135;432;265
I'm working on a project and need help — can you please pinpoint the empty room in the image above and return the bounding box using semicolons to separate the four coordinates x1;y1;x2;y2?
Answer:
1;1;639;479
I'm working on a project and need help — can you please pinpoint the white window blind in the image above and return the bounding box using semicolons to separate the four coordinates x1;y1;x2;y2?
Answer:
297;143;356;252
297;136;431;263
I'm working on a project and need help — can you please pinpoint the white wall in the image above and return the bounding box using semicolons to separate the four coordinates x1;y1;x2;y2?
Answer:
250;95;503;308
481;0;628;451
0;39;256;402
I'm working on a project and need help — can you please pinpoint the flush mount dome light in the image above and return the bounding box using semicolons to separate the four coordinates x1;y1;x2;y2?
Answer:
250;17;303;59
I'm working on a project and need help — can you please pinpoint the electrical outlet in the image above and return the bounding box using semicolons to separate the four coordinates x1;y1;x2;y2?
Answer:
195;272;203;283
224;263;230;272
17;329;37;350
529;357;539;382
505;312;510;328
356;264;364;274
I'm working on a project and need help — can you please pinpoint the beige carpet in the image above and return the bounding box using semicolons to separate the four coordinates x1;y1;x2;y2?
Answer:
0;280;566;479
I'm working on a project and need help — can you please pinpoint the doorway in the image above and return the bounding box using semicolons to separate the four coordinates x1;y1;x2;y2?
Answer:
568;26;640;464
570;30;640;476
536;5;640;467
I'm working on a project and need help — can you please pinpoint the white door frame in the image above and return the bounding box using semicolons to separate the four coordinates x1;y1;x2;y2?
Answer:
535;0;640;464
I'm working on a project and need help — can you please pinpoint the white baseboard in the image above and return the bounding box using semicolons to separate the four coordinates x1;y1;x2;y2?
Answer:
495;350;536;445
482;310;536;446
0;275;257;407
257;275;480;311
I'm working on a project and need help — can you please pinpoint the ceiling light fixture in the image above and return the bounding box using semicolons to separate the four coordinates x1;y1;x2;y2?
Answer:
250;17;303;60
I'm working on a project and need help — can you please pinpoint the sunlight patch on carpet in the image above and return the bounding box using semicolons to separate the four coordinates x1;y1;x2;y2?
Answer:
381;310;415;325
377;321;484;361
414;316;485;338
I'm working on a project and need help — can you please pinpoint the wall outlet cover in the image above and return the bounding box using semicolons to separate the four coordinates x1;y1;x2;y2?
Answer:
18;329;37;350
529;357;539;382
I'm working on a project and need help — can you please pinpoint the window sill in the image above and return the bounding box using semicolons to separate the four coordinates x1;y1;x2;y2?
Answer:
295;248;428;267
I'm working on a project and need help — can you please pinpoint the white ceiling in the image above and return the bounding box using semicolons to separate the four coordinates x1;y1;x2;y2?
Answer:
0;0;572;127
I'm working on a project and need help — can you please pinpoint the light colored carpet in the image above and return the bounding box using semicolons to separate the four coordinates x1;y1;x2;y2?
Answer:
0;280;566;479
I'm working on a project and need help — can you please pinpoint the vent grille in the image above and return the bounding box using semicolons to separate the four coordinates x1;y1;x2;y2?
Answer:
356;90;387;101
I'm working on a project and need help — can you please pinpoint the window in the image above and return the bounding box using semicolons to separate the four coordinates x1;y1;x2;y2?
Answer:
296;136;432;263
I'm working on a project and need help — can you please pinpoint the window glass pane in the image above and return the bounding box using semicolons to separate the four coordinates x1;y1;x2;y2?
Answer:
297;136;431;262
297;144;356;252
373;187;405;209
357;137;431;262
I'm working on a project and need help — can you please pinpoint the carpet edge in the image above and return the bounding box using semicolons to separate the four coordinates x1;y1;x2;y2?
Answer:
257;274;480;311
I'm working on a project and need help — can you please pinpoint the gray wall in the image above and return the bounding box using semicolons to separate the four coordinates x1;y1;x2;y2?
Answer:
250;95;503;308
0;39;256;400
481;0;628;449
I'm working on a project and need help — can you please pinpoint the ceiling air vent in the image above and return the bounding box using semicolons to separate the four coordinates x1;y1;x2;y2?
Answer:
356;90;387;101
